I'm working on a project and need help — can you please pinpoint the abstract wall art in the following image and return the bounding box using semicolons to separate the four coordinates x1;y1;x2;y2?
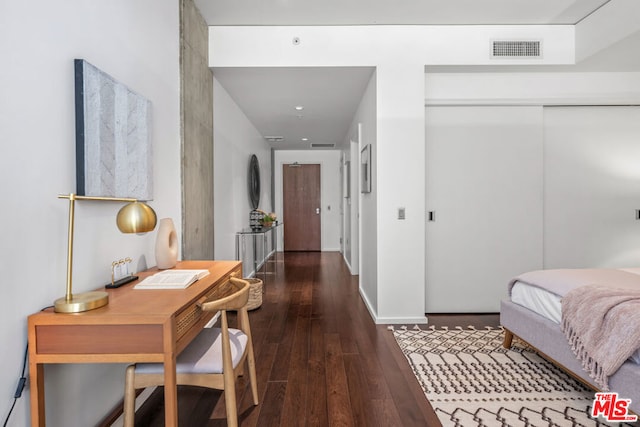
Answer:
74;59;153;200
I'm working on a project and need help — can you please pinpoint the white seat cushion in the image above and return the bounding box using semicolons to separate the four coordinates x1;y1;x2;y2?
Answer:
135;327;248;375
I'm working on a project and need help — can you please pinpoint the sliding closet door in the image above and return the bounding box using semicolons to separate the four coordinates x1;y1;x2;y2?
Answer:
425;106;543;313
544;106;640;268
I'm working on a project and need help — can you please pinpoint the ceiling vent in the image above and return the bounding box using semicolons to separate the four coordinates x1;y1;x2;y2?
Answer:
491;40;542;59
310;143;335;148
264;136;284;143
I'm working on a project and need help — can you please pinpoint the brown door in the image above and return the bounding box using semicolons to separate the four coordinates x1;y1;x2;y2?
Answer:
283;163;321;251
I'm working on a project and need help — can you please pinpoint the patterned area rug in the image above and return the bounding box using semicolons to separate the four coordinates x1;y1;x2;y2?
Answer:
392;326;636;427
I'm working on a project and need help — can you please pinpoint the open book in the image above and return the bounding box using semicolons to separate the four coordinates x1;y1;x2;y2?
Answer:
133;269;210;290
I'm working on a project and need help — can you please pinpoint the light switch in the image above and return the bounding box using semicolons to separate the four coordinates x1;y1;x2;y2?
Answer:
398;207;406;220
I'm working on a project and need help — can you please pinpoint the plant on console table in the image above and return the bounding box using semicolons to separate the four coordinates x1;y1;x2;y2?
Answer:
260;212;277;227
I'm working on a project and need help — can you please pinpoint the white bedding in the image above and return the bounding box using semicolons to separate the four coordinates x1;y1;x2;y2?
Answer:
511;279;640;364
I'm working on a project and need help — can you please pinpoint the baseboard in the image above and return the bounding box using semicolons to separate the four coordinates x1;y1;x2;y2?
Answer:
358;287;428;325
359;286;378;322
376;315;429;325
343;254;352;272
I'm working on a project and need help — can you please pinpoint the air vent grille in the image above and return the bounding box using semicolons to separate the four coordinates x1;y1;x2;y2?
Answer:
264;136;284;142
491;40;541;58
310;143;335;148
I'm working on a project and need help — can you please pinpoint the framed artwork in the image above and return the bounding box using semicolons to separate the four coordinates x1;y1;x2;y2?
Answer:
74;59;153;200
361;144;371;193
343;161;350;198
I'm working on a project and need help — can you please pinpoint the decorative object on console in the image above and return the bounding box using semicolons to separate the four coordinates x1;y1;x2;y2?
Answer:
249;209;277;229
105;257;138;289
55;193;157;313
261;212;277;227
248;154;260;209
155;218;178;269
74;58;153;200
250;209;263;230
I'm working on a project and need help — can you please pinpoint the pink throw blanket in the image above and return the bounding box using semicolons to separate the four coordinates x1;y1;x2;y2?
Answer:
561;285;640;390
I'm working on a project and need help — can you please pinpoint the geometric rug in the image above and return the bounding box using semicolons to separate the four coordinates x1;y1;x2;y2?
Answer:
392;326;637;427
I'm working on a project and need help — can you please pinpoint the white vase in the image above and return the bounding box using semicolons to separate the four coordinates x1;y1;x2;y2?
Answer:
155;218;178;269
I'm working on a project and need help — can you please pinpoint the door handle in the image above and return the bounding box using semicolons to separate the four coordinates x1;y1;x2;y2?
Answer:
316;208;320;214
428;211;435;222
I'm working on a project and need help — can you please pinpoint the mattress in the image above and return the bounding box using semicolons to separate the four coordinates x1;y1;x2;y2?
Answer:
511;279;640;364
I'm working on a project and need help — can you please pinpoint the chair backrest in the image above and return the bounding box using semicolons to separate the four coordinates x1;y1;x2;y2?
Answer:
198;277;250;313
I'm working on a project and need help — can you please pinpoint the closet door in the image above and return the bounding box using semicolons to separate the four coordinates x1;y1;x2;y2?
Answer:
544;106;640;268
425;106;543;313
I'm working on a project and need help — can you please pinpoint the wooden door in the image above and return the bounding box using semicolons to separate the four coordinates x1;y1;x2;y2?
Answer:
283;164;321;251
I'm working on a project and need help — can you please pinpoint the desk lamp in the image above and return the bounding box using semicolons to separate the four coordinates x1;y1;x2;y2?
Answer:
54;193;157;313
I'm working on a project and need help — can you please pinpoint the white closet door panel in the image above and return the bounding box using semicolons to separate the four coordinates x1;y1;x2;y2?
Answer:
425;106;543;313
544;106;640;269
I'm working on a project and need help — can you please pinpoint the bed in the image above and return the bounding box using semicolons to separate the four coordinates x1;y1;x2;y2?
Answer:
500;268;640;415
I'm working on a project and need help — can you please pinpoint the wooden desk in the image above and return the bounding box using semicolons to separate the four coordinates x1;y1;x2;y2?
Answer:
27;260;241;427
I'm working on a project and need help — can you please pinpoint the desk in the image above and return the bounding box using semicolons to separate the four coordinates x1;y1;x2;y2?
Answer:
235;223;282;277
27;260;241;427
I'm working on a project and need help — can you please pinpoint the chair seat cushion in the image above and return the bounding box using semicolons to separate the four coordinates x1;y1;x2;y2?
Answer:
135;327;248;375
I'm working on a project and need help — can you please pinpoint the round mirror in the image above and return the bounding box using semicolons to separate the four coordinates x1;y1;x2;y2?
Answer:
248;154;260;209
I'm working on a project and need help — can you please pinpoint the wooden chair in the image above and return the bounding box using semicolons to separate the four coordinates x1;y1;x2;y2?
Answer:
123;277;259;427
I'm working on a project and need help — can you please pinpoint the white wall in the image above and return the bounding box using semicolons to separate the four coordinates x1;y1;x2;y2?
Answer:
213;77;272;276
425;72;640;105
341;125;361;275
210;25;575;67
0;1;180;426
273;150;342;252
344;73;377;313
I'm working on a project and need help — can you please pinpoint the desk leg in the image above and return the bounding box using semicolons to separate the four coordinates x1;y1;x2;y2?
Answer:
28;362;44;427
163;326;178;426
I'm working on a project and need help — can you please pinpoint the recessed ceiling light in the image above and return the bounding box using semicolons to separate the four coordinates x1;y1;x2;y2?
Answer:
301;138;308;142
294;105;304;111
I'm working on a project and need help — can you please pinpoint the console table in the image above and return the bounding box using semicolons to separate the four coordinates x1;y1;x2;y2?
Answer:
235;223;282;277
27;260;241;427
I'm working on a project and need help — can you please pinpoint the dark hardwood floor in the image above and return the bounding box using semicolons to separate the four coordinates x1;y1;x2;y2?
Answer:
131;252;499;426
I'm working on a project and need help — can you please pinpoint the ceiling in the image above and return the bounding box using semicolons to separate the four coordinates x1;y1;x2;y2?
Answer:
195;0;609;26
213;67;374;150
196;0;638;150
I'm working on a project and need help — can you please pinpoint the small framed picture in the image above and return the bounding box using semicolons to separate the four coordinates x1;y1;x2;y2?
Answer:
361;144;371;193
343;161;350;198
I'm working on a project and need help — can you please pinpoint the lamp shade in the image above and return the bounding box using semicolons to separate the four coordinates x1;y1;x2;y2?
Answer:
116;202;157;233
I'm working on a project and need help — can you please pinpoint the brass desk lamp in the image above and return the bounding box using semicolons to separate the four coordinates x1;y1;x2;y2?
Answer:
55;193;157;313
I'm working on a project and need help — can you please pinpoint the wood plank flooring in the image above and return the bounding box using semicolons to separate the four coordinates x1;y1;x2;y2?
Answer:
132;252;499;426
